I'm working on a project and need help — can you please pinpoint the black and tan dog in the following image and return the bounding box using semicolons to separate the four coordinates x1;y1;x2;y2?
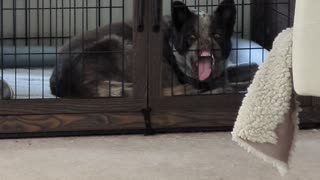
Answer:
50;0;236;97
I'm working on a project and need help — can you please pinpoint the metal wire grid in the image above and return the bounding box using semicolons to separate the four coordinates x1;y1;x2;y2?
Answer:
0;0;293;99
165;0;292;96
0;0;126;99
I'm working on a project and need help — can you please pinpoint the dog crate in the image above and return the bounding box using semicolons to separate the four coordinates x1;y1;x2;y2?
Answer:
0;0;318;138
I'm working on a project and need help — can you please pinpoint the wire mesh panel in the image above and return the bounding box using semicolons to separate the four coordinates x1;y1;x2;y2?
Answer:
251;0;294;50
161;0;291;97
0;0;293;100
0;0;149;138
0;0;134;99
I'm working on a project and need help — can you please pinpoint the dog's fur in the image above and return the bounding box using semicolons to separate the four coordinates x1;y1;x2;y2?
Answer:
0;80;14;100
50;0;236;97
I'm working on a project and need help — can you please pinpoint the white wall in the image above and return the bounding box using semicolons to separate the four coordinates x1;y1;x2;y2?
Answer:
2;0;251;45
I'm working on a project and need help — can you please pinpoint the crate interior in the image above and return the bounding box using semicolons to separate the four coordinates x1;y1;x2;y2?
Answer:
0;0;293;99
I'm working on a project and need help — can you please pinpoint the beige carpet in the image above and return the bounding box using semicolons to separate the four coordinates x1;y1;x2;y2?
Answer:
0;130;319;180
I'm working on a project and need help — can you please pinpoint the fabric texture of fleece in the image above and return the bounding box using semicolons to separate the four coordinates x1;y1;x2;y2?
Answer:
232;28;295;144
231;28;301;176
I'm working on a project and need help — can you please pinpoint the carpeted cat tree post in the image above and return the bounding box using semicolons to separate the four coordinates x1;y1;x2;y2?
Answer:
232;0;319;176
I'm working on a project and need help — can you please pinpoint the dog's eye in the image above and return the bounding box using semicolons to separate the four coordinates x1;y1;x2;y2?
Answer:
183;35;197;48
214;34;221;39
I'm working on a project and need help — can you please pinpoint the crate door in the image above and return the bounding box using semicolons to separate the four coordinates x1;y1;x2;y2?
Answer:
0;0;148;137
149;0;258;131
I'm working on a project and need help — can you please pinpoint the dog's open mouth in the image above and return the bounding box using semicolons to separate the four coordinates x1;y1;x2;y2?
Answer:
197;50;215;81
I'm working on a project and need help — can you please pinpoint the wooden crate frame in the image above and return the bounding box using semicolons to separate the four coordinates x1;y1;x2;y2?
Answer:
0;0;319;139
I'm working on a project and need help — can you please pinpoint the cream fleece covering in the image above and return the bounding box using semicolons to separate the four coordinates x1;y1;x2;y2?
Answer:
232;28;301;176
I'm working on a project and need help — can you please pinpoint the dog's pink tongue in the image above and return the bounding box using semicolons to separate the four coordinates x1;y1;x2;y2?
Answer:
198;51;212;81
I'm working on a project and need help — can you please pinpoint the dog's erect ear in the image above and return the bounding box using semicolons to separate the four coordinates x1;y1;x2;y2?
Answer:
214;0;236;37
171;1;193;31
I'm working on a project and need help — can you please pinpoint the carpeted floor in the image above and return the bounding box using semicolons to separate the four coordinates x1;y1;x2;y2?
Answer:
0;130;319;180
